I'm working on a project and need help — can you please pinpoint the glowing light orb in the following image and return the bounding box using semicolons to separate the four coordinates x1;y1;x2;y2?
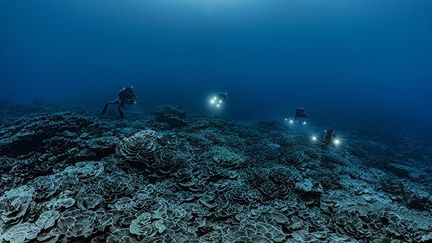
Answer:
333;138;341;145
208;94;226;110
289;119;294;124
311;136;317;142
302;121;307;125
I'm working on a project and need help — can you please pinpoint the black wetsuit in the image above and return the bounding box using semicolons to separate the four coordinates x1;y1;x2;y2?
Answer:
295;108;308;121
217;93;227;102
324;130;336;145
101;87;136;118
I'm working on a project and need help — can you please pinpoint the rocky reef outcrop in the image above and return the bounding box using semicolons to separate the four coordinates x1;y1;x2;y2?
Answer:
0;109;432;242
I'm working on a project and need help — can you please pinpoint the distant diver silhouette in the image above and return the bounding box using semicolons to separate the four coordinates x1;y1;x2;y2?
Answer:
295;107;308;121
216;92;228;102
101;86;137;119
209;91;228;109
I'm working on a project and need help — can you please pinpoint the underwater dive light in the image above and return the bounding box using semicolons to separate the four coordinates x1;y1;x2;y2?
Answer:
209;95;223;109
311;135;317;142
333;138;341;146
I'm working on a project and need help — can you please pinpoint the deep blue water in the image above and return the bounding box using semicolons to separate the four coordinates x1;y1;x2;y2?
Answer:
1;0;431;135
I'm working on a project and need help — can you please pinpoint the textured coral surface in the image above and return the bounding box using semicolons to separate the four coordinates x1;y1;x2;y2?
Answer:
0;107;431;242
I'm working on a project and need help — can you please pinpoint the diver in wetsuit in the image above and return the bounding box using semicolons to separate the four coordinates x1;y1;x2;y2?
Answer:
295;107;308;121
216;92;228;102
209;92;228;108
324;129;336;145
101;86;137;119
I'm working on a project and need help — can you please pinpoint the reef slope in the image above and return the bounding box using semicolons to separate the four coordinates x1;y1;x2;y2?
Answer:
0;108;431;242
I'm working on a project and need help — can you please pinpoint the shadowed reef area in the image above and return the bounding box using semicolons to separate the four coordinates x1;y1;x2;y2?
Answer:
0;105;432;242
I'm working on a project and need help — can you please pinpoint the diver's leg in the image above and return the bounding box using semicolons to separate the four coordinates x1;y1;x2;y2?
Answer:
101;101;119;115
101;103;109;115
117;106;124;119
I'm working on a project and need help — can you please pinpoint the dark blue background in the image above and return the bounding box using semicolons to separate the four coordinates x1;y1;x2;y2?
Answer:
1;0;431;133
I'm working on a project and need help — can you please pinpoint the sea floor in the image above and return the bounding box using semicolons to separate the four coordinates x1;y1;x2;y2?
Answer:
0;105;431;242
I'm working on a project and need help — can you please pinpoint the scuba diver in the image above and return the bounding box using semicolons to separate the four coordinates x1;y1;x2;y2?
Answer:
209;92;228;108
216;92;228;102
284;107;308;125
101;86;137;119
295;107;308;121
324;129;336;145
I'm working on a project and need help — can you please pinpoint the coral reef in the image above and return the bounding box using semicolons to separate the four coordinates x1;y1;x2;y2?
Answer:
0;109;431;242
116;129;193;176
153;105;187;129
